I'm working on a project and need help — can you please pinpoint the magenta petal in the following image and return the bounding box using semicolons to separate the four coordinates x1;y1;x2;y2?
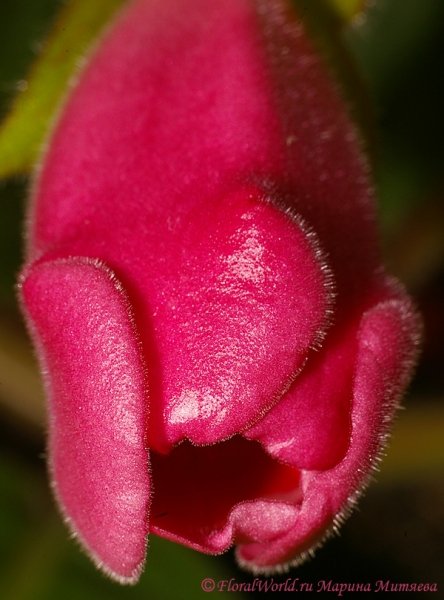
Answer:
155;191;333;448
244;318;357;470
237;290;420;571
19;258;150;583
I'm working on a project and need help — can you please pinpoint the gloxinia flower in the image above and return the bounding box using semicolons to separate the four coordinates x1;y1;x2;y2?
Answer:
19;0;420;585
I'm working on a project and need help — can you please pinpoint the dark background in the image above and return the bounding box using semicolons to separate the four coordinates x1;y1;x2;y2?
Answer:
1;0;443;597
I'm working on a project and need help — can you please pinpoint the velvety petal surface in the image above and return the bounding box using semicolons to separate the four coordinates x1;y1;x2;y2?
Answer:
20;258;150;583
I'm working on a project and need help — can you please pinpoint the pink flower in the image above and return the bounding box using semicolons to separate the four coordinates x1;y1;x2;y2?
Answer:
19;0;420;585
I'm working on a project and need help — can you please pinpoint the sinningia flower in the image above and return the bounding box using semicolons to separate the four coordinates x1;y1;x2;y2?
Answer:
19;0;420;585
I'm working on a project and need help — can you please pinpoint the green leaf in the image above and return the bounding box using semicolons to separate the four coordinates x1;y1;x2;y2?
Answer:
0;0;127;179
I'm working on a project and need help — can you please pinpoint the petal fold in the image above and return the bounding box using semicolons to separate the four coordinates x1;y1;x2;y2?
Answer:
244;318;357;470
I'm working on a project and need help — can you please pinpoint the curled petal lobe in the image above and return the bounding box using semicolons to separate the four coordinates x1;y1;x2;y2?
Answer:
20;258;150;583
238;286;421;572
154;189;334;449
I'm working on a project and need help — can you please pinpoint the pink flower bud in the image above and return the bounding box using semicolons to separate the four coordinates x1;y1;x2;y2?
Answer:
19;0;421;584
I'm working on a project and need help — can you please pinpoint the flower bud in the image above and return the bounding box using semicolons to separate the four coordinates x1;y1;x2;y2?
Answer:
19;0;421;584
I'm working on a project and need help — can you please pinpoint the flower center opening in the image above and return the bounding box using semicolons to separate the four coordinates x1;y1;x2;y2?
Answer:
149;435;302;551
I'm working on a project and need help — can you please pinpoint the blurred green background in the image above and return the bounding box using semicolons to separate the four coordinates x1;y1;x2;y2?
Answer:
1;0;443;598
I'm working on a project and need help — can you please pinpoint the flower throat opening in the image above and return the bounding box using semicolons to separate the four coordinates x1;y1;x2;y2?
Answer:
149;435;302;551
